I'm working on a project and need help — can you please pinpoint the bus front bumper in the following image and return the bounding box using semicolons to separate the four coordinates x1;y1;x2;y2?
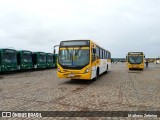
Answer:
128;63;144;69
57;71;91;80
1;65;17;71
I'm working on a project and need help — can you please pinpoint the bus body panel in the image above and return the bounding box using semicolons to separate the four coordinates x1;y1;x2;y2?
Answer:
0;49;18;72
57;40;111;80
91;58;111;79
127;52;145;70
1;62;18;71
53;54;58;68
0;52;1;72
32;52;47;69
55;54;58;67
17;50;33;70
53;54;56;67
46;53;54;68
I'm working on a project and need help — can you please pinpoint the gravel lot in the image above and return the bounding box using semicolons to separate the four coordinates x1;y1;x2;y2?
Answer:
0;63;160;120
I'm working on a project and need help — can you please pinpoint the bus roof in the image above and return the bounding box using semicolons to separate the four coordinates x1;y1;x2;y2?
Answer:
90;39;111;53
128;52;144;55
0;48;16;52
33;52;46;54
61;39;90;42
0;48;16;51
60;39;111;53
17;50;32;53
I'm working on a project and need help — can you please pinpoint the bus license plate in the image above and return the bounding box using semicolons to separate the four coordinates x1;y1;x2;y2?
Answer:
133;65;137;68
68;73;75;77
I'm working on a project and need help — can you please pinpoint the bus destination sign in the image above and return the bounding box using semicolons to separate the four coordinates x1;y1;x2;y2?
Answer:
128;52;143;55
4;49;16;53
61;40;90;46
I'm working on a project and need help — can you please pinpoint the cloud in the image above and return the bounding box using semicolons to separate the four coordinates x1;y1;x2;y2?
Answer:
0;0;160;57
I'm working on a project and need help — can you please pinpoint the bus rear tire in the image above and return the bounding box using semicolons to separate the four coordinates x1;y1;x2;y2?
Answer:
105;65;108;73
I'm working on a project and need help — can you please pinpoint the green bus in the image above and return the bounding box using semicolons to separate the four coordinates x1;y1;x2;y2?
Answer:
17;50;33;70
0;49;18;72
53;54;58;68
46;53;54;68
32;52;46;69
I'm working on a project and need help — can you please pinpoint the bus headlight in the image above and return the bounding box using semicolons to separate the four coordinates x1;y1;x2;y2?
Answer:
58;68;61;72
84;68;90;73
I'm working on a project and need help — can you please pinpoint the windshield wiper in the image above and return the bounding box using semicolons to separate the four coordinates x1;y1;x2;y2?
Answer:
70;46;82;66
75;46;82;56
72;46;82;65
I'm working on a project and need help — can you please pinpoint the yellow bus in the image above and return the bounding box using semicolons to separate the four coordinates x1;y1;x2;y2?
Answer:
126;52;145;70
57;40;111;80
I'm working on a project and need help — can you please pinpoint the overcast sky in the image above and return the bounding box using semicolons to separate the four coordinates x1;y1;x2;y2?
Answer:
0;0;160;58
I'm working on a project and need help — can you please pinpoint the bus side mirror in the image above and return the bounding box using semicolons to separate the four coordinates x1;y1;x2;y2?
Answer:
144;56;145;58
54;49;56;55
126;56;127;58
93;48;96;54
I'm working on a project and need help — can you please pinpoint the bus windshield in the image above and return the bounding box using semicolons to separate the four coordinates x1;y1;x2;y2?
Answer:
39;54;46;62
59;48;89;66
3;52;17;63
22;53;32;62
128;55;143;64
47;55;53;62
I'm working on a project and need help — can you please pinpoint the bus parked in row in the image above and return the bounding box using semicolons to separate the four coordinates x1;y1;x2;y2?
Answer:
32;52;47;69
46;53;54;68
0;49;17;72
57;40;111;80
17;50;33;70
126;52;145;70
53;54;58;68
0;49;58;72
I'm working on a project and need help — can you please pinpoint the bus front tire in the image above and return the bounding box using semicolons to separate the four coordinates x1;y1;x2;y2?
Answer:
93;70;99;81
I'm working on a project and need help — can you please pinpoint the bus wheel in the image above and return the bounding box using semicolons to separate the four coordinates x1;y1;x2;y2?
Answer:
105;65;108;73
93;70;99;81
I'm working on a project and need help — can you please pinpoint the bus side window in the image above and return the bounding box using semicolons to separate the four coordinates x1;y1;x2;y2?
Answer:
106;52;108;59
100;49;102;59
102;50;103;59
103;50;105;59
106;51;107;59
108;52;111;59
96;47;99;59
92;48;96;62
104;51;106;59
